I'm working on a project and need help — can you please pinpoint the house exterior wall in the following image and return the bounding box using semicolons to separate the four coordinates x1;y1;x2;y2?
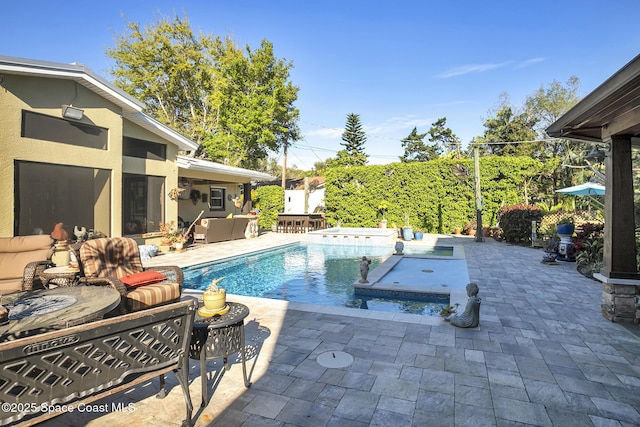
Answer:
284;188;325;213
0;73;177;238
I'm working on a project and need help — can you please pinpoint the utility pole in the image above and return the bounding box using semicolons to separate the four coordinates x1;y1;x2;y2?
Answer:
474;145;484;242
281;135;288;190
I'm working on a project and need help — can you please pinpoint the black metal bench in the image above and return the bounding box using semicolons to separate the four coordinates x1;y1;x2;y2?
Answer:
0;299;197;426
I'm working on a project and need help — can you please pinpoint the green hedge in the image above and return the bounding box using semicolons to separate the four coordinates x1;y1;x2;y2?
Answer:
254;185;284;229
323;156;557;233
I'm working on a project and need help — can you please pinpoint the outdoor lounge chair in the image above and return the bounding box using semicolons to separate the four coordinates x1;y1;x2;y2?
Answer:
0;235;54;295
74;237;183;314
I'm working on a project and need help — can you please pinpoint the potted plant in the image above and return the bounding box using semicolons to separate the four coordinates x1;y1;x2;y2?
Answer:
172;232;188;252
189;189;201;205
439;303;460;318
413;229;424;240
463;221;476;237
202;277;227;312
159;221;176;246
402;210;413;241
541;234;560;263
377;201;388;228
556;216;575;237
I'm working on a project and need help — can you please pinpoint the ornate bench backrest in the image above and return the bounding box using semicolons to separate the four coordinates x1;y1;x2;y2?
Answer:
0;299;196;426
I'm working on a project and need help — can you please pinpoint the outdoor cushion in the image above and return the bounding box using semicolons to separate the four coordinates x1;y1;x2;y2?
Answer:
120;271;167;288
0;235;53;280
125;282;181;312
79;237;143;278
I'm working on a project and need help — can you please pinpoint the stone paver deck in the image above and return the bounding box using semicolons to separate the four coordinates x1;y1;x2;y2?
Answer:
45;232;640;427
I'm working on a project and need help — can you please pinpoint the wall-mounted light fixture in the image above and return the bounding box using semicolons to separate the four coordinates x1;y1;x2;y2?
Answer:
61;104;84;120
585;143;611;163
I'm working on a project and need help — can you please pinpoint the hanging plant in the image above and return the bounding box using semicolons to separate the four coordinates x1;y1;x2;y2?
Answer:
168;188;185;201
190;189;201;205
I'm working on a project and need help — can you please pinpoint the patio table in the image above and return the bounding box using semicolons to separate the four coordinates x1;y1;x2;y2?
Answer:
189;301;251;407
0;286;121;342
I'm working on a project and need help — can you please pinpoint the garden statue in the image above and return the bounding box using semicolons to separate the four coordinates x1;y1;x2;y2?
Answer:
394;241;404;255
359;256;372;283
445;282;481;328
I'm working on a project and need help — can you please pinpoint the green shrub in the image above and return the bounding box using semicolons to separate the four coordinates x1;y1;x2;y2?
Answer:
497;204;542;244
254;185;284;229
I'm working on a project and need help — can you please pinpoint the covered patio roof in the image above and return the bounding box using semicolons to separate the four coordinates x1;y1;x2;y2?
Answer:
547;54;640;144
177;155;274;183
547;54;640;322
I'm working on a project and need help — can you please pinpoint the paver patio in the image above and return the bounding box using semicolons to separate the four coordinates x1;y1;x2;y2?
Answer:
45;233;640;427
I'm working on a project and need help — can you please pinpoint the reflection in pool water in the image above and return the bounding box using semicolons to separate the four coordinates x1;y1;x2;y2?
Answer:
183;243;451;315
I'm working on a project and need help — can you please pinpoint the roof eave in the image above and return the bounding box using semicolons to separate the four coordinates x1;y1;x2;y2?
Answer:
177;155;275;181
547;54;640;142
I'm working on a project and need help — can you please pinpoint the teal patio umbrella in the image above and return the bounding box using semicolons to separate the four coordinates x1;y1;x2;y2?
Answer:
555;182;605;196
556;182;605;213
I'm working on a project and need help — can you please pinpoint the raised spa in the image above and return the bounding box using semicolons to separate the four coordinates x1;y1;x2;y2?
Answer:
307;227;398;246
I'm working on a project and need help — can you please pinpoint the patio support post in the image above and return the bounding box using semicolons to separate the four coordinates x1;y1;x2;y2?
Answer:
600;135;637;278
593;134;640;322
242;183;252;214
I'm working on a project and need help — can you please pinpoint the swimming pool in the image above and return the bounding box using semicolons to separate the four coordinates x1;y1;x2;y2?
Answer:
182;243;452;315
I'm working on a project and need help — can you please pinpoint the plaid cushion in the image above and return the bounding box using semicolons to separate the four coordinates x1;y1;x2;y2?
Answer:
125;282;181;312
79;237;144;278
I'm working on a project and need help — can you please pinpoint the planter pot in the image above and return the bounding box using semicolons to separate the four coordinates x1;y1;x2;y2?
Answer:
158;244;172;254
454;227;462;235
414;231;424;240
203;289;226;311
402;227;413;241
174;242;184;252
556;223;575;236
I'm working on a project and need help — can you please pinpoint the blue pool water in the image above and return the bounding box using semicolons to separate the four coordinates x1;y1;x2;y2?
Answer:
183;243;451;315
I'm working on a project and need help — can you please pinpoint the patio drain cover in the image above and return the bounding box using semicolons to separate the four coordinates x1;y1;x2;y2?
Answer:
317;351;354;369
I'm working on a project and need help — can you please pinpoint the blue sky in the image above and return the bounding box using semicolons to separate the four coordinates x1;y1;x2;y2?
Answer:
3;1;640;168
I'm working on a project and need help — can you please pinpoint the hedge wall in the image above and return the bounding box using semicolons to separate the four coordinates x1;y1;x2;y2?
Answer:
323;156;558;233
254;185;284;229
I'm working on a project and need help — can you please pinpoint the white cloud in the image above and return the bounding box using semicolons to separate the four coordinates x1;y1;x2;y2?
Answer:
304;127;343;138
437;62;511;78
365;115;435;135
437;58;545;78
517;57;546;68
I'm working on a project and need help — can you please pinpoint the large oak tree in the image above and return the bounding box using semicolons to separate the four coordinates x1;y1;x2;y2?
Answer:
107;13;300;169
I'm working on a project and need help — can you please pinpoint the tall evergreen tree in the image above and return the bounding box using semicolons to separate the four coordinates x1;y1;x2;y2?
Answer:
400;127;429;162
428;118;461;158
335;113;367;166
